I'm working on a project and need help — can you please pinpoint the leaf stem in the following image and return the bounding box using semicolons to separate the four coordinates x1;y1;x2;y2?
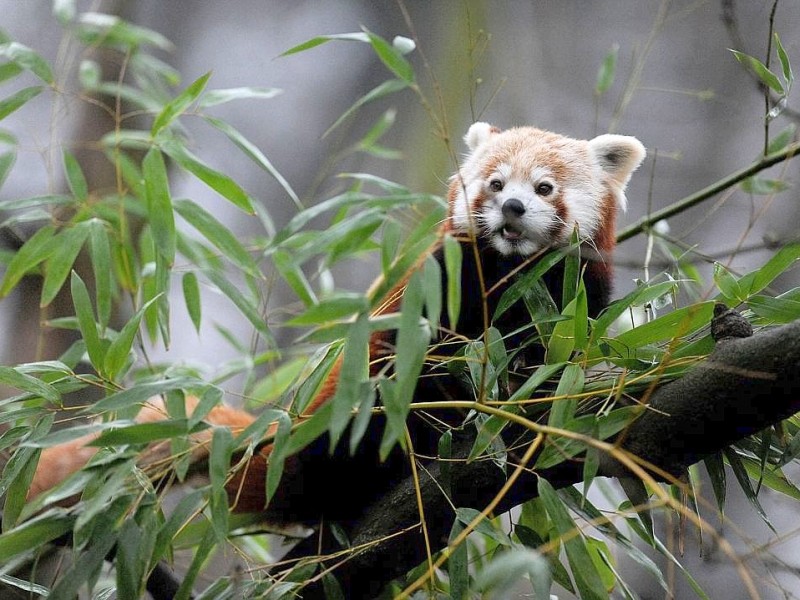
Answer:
616;141;800;243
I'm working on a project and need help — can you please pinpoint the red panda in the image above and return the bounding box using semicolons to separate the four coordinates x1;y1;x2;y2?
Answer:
28;123;645;527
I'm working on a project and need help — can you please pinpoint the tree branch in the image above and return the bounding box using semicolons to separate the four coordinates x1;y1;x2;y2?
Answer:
292;319;800;598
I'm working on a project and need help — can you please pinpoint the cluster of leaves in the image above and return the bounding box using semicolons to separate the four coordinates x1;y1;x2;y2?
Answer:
0;3;799;600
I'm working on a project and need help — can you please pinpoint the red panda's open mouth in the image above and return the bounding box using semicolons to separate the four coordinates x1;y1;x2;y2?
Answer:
500;224;524;241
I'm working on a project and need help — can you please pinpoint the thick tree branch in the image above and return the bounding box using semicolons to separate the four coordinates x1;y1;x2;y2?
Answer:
293;319;800;598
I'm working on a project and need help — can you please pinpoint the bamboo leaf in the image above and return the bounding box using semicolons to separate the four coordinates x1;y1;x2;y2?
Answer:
70;271;105;371
0;366;60;404
730;49;784;94
0;225;56;296
364;29;414;83
162;140;254;213
41;223;91;307
443;233;462;330
0;150;15;189
174;198;256;274
0;86;43;122
143;147;176;265
62;149;88;201
152;72;211;136
182;272;202;333
104;295;161;380
539;480;608;600
595;43;619;96
199;86;282;108
280;32;370;57
0;42;53;83
0;510;75;562
88;219;112;329
203;116;300;208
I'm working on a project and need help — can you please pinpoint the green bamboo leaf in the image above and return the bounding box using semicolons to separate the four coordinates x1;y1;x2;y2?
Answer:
161;140;254;214
382;270;429;456
0;42;53;83
539;480;608;600
143;147;176;265
0;86;43;122
0;224;55;296
199;86;282;108
174;198;256;274
323;79;408;139
448;519;469;600
748;294;800;323
494;247;570;320
76;12;173;52
280;32;370;56
91;377;200;414
0;62;22;84
286;293;368;326
273;249;316;306
704;453;727;514
713;262;743;304
0;366;60;404
70;271;105;370
91;419;191;446
88;219;112;329
422;254;442;333
182;272;202;333
547;297;577;364
595;43;619;96
774;33;794;89
202;267;270;337
0;150;15;189
591;280;678;343
547;363;584;429
41;223;91;306
151;72;211;136
0;509;75;562
738;244;800;298
730;49;784;94
329;312;370;446
62;149;88;201
476;548;552;600
203;116;300;208
209;427;233;540
724;448;775;532
265;411;292;505
615;301;714;349
250;357;307;405
364;29;414;83
443;233;462;329
104;295;161;380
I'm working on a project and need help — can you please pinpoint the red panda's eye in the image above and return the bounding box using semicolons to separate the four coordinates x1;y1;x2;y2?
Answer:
489;179;504;192
536;182;554;196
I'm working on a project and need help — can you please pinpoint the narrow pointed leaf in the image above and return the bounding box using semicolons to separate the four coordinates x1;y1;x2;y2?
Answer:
0;43;53;83
70;271;104;370
151;72;211;136
0;224;56;296
182;272;202;333
41;223;91;306
62;149;88;201
0;86;43;122
143;147;176;265
162;140;254;213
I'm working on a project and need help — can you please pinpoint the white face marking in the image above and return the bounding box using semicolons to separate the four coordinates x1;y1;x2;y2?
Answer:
449;125;645;257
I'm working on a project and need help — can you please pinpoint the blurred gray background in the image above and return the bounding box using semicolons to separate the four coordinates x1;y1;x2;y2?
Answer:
1;1;799;598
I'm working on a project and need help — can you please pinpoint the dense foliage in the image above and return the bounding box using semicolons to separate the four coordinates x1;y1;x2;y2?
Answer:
0;3;799;599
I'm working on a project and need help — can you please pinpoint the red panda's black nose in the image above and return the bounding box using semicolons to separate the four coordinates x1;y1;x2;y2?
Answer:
501;198;526;219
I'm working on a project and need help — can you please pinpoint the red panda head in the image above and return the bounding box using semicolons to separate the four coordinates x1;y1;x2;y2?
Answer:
447;123;646;257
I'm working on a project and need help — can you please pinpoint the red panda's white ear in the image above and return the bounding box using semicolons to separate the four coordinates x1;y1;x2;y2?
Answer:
588;134;646;194
464;122;499;151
